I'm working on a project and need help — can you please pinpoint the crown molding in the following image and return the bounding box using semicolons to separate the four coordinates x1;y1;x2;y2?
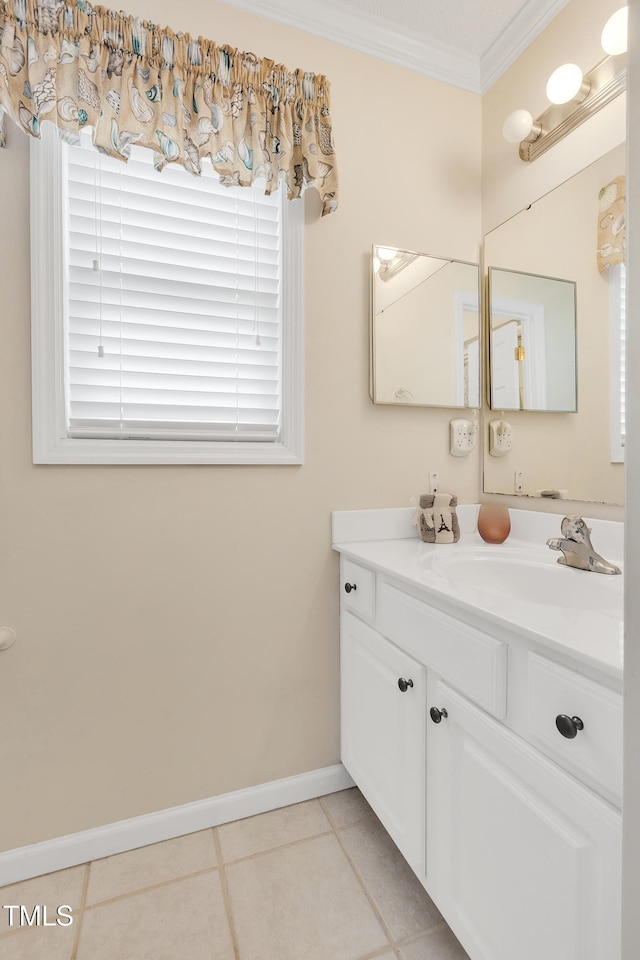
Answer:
480;0;571;93
219;0;571;95
218;0;482;93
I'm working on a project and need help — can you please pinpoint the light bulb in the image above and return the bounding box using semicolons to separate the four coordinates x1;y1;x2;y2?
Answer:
601;6;628;55
502;109;534;143
546;63;587;104
377;247;397;262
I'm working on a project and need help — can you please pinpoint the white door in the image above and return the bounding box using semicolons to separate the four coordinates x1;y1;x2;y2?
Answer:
428;680;621;960
341;611;426;874
490;320;520;409
466;336;480;409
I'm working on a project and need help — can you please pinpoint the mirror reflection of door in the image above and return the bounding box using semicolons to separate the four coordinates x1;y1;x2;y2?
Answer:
489;299;548;410
465;337;480;408
491;320;520;409
488;268;576;413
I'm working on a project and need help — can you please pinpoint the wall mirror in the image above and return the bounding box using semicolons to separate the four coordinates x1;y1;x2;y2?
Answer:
483;142;625;505
488;268;577;412
370;246;480;408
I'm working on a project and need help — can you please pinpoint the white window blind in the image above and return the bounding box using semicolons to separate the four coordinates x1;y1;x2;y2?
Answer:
609;262;626;463
64;131;283;443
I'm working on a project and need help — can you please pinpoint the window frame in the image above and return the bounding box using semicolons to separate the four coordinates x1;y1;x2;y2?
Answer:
609;261;625;464
30;126;304;465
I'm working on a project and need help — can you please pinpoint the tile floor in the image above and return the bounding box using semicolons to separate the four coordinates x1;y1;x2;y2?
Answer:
0;788;470;960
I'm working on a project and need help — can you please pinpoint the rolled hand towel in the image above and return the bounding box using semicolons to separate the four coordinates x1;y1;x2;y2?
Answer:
414;493;460;543
432;493;455;543
414;505;436;542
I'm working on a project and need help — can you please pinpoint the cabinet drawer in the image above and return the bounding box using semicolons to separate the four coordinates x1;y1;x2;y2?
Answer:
340;559;375;622
378;583;507;718
528;654;622;800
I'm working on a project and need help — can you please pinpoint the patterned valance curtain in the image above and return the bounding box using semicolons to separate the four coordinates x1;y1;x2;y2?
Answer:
0;0;338;214
597;176;625;271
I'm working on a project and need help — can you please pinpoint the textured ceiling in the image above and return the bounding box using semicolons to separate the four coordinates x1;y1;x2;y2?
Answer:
333;0;532;57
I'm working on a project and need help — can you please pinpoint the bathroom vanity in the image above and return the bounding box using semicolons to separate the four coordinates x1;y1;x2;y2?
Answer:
333;506;623;960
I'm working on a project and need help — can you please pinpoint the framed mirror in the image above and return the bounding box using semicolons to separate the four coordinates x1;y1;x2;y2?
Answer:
488;267;577;412
483;143;625;505
370;246;480;408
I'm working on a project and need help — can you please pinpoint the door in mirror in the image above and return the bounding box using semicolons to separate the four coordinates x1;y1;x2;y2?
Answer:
488;267;577;413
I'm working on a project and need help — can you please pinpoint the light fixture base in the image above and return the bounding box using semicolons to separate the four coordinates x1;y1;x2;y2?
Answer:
523;121;543;143
518;54;625;162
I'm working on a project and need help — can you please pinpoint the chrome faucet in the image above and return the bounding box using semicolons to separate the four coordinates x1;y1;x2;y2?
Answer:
547;516;621;575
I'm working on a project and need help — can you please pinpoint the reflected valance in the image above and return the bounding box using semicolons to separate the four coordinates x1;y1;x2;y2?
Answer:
597;176;625;271
0;0;338;214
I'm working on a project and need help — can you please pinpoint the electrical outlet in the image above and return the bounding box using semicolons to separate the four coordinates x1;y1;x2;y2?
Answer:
489;420;513;457
429;472;439;494
450;419;477;457
514;470;524;493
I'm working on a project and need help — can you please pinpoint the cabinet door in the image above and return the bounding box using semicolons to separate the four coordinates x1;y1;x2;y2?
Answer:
428;680;621;960
341;611;425;874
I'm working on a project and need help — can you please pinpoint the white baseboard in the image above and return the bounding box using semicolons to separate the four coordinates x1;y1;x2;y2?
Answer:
0;763;354;887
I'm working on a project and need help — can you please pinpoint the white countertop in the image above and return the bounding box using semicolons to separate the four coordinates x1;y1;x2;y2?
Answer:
333;508;624;680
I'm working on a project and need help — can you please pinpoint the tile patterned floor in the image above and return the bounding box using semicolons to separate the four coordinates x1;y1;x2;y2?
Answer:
0;789;470;960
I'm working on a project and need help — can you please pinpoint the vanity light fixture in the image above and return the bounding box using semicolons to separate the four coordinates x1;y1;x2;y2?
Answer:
503;5;627;161
374;246;399;277
601;6;628;55
374;246;420;282
502;109;541;144
545;63;589;104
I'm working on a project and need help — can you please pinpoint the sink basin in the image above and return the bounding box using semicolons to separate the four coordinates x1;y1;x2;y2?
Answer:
421;548;623;619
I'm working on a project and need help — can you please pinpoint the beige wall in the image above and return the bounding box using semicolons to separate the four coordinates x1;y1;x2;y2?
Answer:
481;0;627;522
0;0;481;848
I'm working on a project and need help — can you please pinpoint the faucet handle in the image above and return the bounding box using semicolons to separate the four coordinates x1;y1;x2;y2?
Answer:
560;516;591;544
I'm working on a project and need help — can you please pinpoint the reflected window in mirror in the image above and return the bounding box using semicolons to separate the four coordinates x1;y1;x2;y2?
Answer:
371;246;480;409
609;263;626;462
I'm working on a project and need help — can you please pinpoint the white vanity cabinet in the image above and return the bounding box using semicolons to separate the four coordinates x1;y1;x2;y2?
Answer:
429;681;621;960
341;611;426;873
337;549;622;960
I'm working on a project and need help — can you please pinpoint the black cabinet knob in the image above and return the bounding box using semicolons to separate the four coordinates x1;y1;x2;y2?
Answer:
430;706;448;723
344;583;357;594
555;714;584;739
397;678;414;693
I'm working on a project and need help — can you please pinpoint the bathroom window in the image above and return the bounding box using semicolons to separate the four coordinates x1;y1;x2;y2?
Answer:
609;262;626;463
30;125;304;464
